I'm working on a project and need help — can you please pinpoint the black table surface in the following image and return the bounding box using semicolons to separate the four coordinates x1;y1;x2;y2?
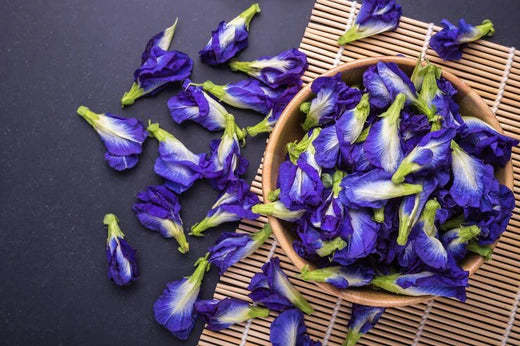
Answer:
1;0;519;345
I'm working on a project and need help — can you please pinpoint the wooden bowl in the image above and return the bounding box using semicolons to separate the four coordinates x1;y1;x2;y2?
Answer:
262;56;514;307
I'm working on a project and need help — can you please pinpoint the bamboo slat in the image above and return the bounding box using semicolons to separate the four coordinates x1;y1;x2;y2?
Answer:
199;1;520;345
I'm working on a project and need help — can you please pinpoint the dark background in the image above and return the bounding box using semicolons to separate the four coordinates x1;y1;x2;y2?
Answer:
1;0;519;345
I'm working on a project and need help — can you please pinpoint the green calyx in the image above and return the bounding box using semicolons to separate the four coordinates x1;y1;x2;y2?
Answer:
121;82;145;107
419;64;441;106
467;240;493;261
229;60;251;73
246;116;272;137
370;273;401;293
251;202;305;220
224;114;247;144
103;213;125;241
411;56;428;90
373;207;385;223
77;105;101;127
337;24;362;45
316;237;347;257
419;199;441;236
300;265;338;283
287;129;320;164
342;329;362;346
253;224;272;243
354;93;371;121
440;214;465;231
397;194;420;245
202;81;227;100
237;3;261;30
164;220;189;254
247;306;269;319
381;93;406;124
267;189;280;202
457;225;481;243
461;20;495;43
299;101;311;114
188;253;211;285
332;170;346;197
392;158;421;184
189;217;217;237
147;122;174;142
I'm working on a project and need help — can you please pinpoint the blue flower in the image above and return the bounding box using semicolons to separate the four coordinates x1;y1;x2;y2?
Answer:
229;48;308;88
208;224;272;275
148;122;207;194
431;93;465;131
270;308;321;346
336;93;371;145
392;128;455;183
430;19;495;61
200;78;280;114
343;304;386;346
400;112;431;154
103;213;139;286
310;171;346;232
247;84;301;136
442;225;481;261
450;141;495;208
301;73;362;131
121;20;193;106
168;79;229;132
203;114;248;191
313;126;340;169
190;179;259;236
153;255;210;340
248;257;314;314
76;106;147;171
295;224;347;258
371;269;469;301
338;0;402;45
195;298;269;331
363;65;391;109
364;93;406;173
132;185;189;253
251;201;306;221
339;169;423;209
300;264;374;289
340;141;374;173
458;116;518;167
199;4;261;65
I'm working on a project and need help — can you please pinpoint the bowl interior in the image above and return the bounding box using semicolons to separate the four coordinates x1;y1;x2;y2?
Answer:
262;56;514;307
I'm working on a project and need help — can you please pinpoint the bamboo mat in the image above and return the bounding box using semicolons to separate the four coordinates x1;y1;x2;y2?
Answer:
199;1;520;345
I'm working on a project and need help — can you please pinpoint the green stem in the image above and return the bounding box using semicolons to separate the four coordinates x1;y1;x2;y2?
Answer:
147;122;173;142
121;82;145;107
238;3;261;30
190;217;216;237
188;253;211;284
248;306;269;319
202;81;227;100
247;116;272;137
76;106;100;127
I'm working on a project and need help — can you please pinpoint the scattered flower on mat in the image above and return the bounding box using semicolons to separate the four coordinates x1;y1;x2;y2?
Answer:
153;254;210;340
103;213;139;286
76;106;147;171
343;304;386;346
248;257;314;314
121;19;193;106
133;185;189;253
270;308;322;346
195;298;269;331
338;0;402;45
199;3;261;65
229;48;308;88
430;19;495;61
190;178;259;236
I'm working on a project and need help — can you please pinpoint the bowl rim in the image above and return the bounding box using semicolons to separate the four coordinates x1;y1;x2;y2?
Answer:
262;56;514;307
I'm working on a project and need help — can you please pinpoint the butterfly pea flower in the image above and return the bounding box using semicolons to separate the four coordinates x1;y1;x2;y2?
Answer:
199;4;261;65
198;78;279;114
442;225;481;262
340;168;423;210
400;112;431;154
195;298;269;331
153;254;210;340
338;0;402;45
132;185;189;253
229;48;308;88
190;179;259;236
340;141;374;173
392;129;455;183
371;269;469;301
168;79;228;132
252;201;306;221
247;84;301;136
343;304;386;346
336;93;371;144
296;225;347;257
450;140;494;208
430;19;495;61
208;224;272;275
76;106;147;171
103;213;139;286
300;264;374;289
148;122;206;194
313;125;340;169
363;65;391;109
121;20;193;107
301;73;362;131
203;114;248;191
458;116;519;167
248;257;314;314
270;308;321;346
310;170;346;232
364;93;406;173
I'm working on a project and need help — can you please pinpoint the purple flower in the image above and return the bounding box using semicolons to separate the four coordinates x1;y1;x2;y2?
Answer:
190;179;259;236
121;20;193;106
458;116;518;167
430;19;495;61
199;4;261;65
400;112;431;154
301;73;362;131
153;255;210;340
195;298;269;331
132;185;189;253
300;264;374;289
310;171;346;232
208;224;272;275
103;214;139;286
148;122;207;194
363;65;391;109
229;48;308;88
338;0;402;45
76;106;147;171
168;79;229;132
295;224;347;258
203;114;249;191
270;308;321;346
442;225;481;261
248;257;314;314
343;304;385;346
